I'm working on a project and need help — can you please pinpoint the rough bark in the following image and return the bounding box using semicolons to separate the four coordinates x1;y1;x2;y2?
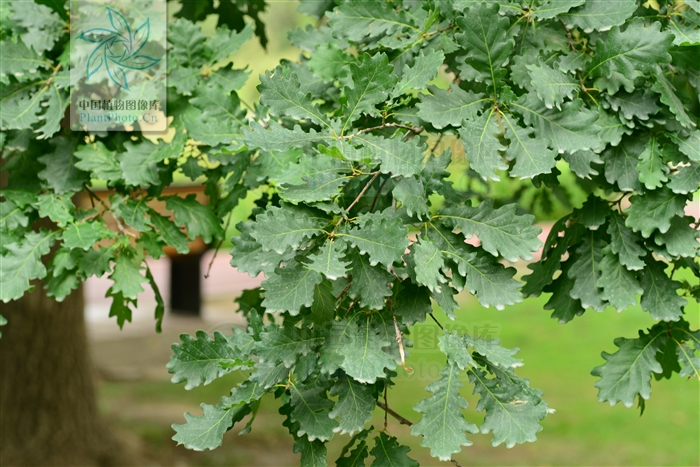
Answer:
0;284;128;466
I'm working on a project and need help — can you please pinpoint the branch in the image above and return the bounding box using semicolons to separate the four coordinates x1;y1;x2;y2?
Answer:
332;171;380;233
204;212;233;279
355;123;423;136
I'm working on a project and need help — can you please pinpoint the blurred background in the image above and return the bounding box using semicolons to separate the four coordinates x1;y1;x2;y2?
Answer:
84;2;700;466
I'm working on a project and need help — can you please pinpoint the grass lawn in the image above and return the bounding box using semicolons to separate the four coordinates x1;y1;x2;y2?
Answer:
99;286;699;466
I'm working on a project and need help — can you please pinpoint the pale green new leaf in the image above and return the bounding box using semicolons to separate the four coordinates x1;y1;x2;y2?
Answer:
74;142;122;183
37;193;73;227
61;221;113;250
412;362;478;461
108;251;147;300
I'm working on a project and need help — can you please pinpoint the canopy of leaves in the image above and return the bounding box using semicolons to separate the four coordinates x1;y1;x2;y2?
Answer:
2;0;699;465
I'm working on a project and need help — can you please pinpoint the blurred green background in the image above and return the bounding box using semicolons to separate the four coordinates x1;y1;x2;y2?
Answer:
95;2;700;466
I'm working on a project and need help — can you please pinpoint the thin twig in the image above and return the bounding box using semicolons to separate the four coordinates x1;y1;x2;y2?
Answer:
204;212;232;278
559;19;577;52
332;171;380;233
384;387;389;430
393;314;413;374
369;174;391;213
431;133;444;153
429;312;444;330
356;123;423;135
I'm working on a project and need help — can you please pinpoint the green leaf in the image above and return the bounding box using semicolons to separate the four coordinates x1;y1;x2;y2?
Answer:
369;432;419;467
164;194;223;243
209;22;254;62
464;334;523;370
544;259;585;324
604;90;661;122
439;330;476;370
307;43;354;82
353;134;426;178
61;221;113;250
393;178;429;220
412;238;447;293
294;436;329;467
0;199;29;231
668;130;700;162
532;0;586;19
591;326;665;407
307;240;350;280
172;403;249;451
636;137;669;190
329;375;376;435
37;193;73;227
513;94;602;154
640;259;687;322
654;216;700;258
181;107;239;146
585;19;672;94
167;331;251;390
338;314;396;384
567;233;606;312
347;248;394;311
261;262;323;315
249;205;326;254
0;41;48;79
607;212;645;271
74;142;122;183
668;162;700;194
579;194;610;230
329;2;416;43
652;68;696;129
242;120;331;153
108;250;147;300
560;0;637;32
259;66;332;129
412;362;478;461
430;224;522;309
439;199;542;262
601;137;643;192
38;138;87;194
342;53;397;132
0;230;55;302
149;210;190;254
393;50;444;97
502;116;558;179
625;189;687;238
454;2;514;91
526;60;579;109
469;367;547;448
341;215;408;268
281;156;352;204
289;384;338;442
110;195;149;232
256;322;321;368
417;84;487;129
459;110;507;181
597;250;642;311
0;315;6;337
119;136;185;187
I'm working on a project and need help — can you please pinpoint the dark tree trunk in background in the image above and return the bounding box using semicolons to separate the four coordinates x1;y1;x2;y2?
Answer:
0;284;128;466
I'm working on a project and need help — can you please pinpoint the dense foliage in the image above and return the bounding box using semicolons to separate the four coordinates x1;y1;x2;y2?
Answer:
1;0;699;465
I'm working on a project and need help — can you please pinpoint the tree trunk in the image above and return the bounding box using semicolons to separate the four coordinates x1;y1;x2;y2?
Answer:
0;284;128;466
